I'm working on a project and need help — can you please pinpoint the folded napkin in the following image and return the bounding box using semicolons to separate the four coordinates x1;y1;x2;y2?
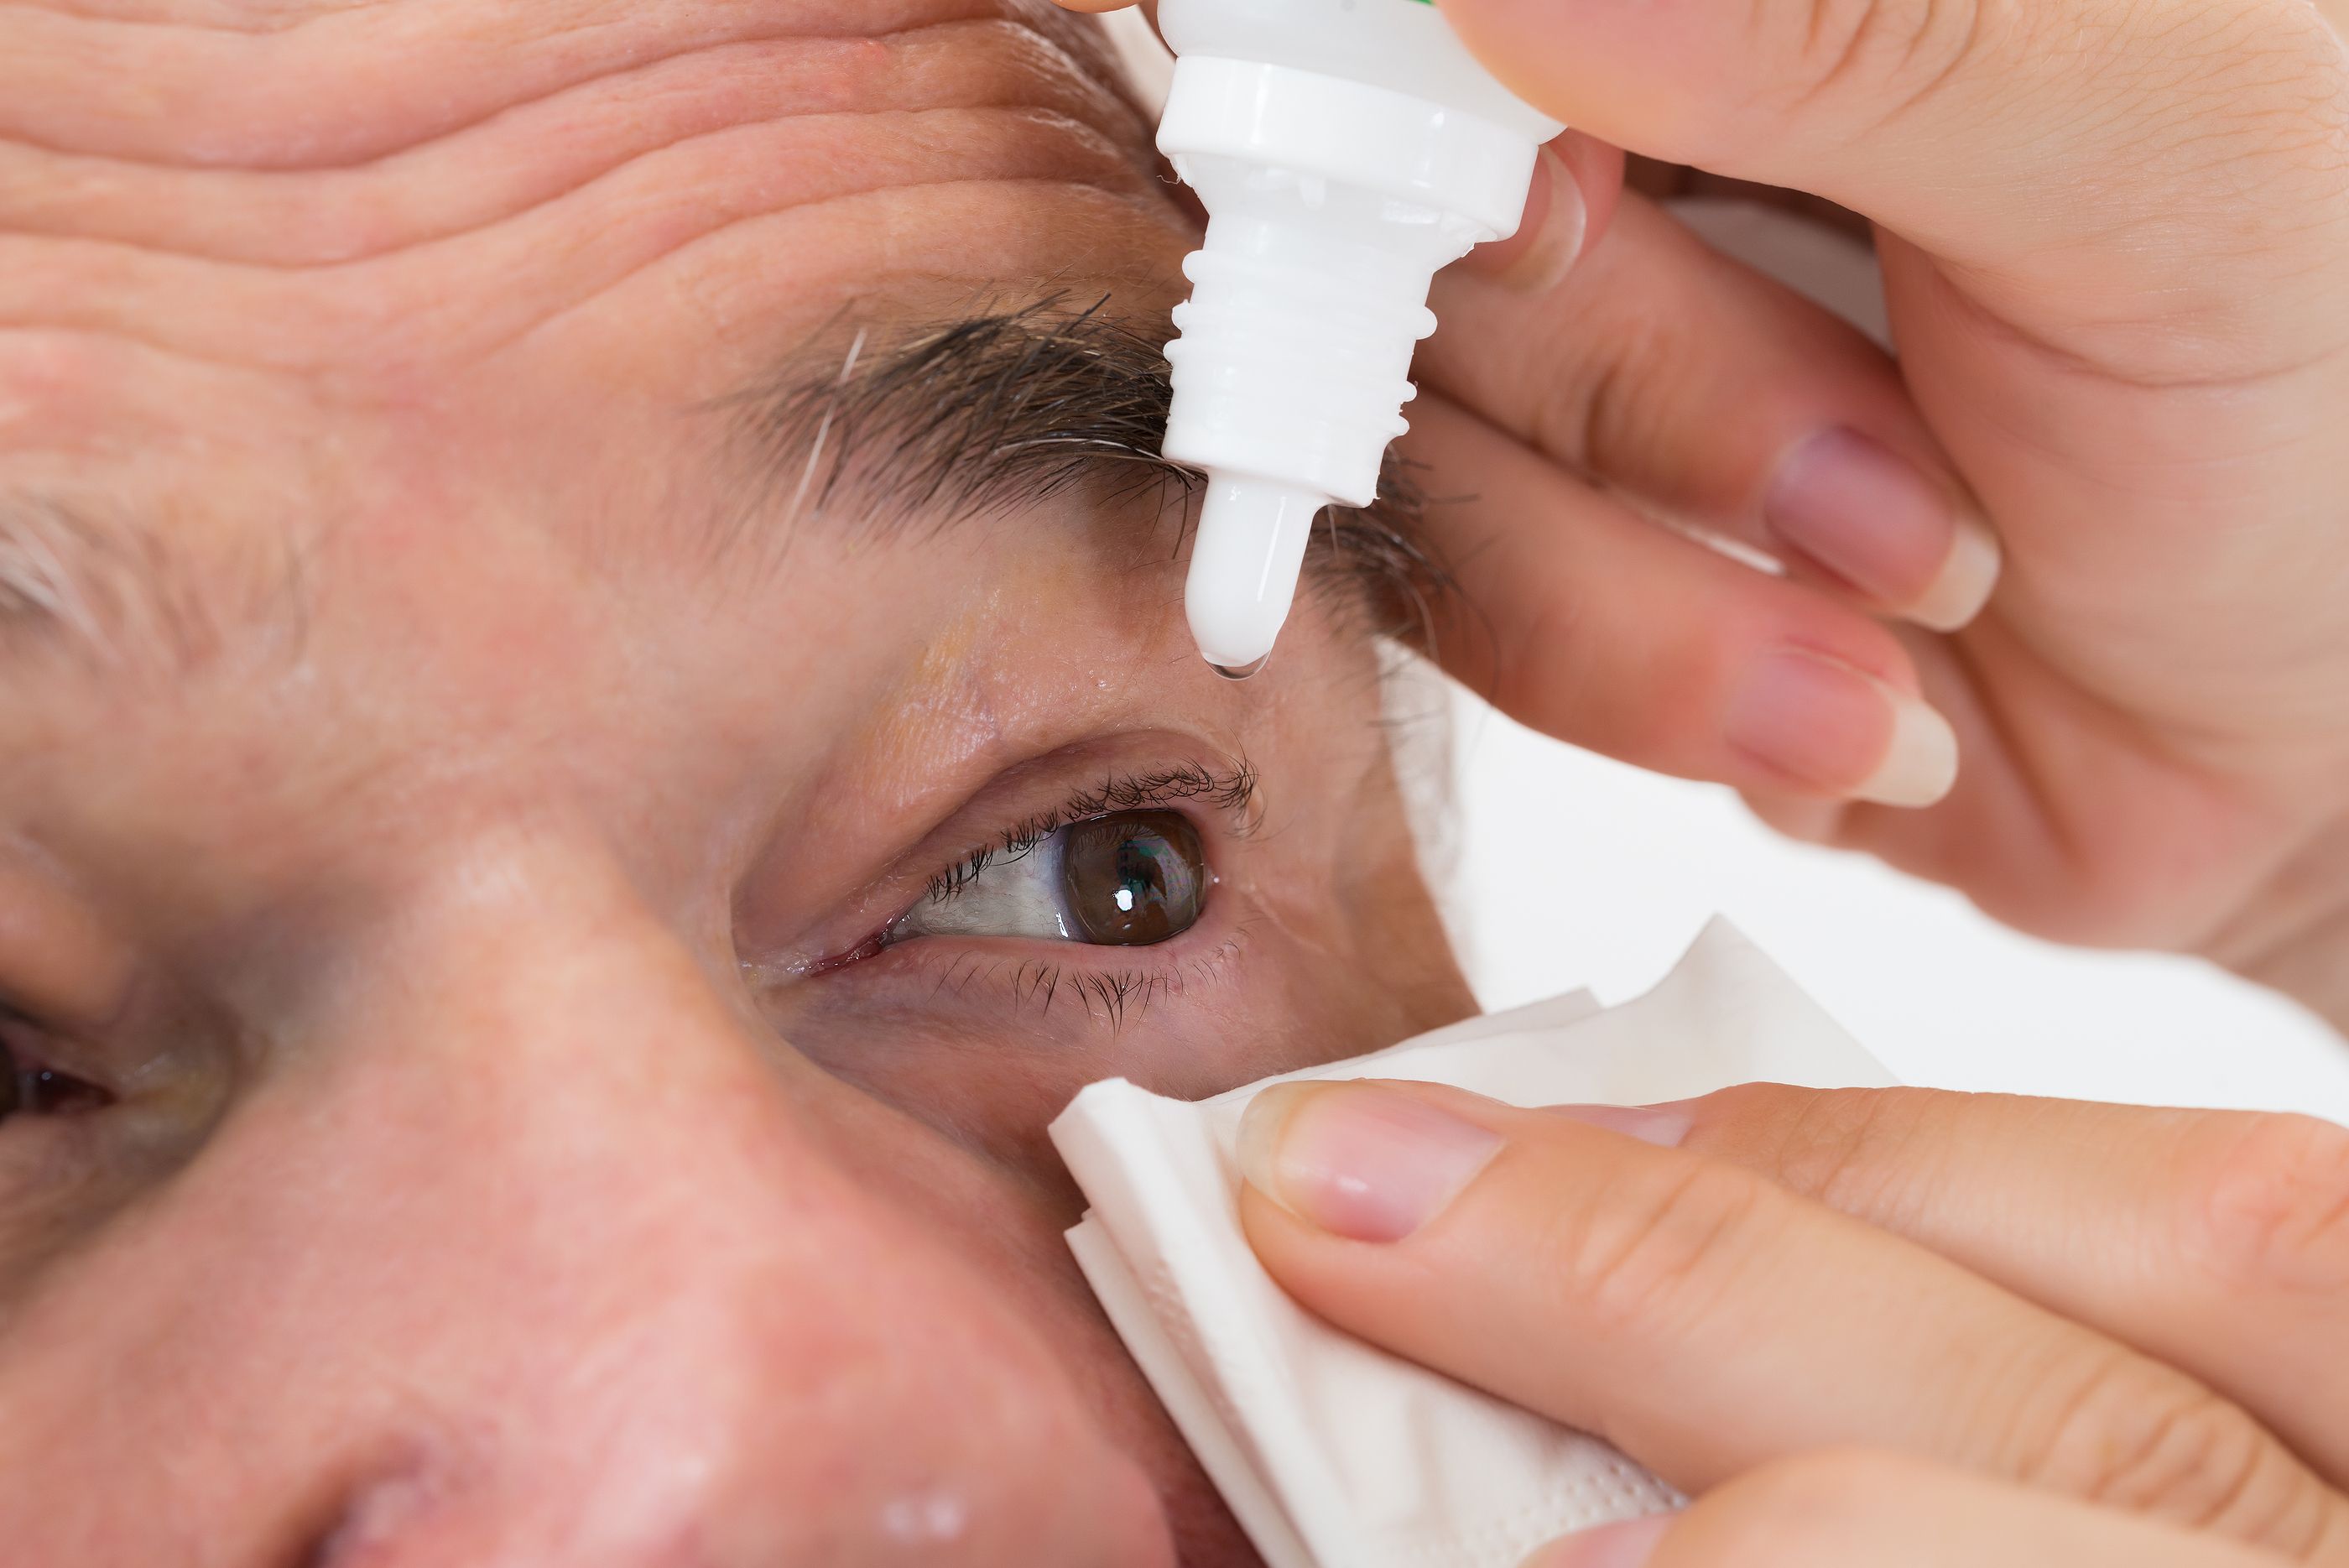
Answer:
1049;919;1898;1568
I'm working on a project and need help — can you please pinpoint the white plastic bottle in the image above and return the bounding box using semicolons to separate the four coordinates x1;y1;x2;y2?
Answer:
1155;0;1563;676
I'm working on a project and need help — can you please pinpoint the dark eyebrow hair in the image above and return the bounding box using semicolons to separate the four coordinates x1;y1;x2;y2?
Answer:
719;294;1452;647
0;298;1454;669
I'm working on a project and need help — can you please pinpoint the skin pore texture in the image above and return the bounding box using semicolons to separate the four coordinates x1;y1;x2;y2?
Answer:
0;3;1477;1562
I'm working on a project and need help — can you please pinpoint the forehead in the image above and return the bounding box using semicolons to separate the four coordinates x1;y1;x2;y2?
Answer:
0;0;1190;647
0;0;1174;358
0;0;1221;902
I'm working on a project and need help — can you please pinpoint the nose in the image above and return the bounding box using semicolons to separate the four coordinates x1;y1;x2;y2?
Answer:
0;836;1170;1567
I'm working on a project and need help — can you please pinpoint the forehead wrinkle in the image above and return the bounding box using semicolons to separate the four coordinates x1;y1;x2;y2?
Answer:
0;20;1154;272
2;0;1131;170
0;118;1166;385
3;1;1176;386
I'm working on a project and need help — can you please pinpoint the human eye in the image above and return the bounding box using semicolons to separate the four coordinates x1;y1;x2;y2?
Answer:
891;809;1210;949
885;761;1257;956
0;1009;112;1125
770;758;1262;1034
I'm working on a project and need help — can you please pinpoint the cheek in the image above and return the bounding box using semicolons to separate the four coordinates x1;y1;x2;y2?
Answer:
771;997;1133;1174
794;1084;1258;1561
0;1053;1179;1566
1220;841;1476;1077
1164;912;1475;1092
1320;836;1481;1053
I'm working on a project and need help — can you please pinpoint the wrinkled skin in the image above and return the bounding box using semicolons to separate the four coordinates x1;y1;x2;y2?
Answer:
0;3;1475;1562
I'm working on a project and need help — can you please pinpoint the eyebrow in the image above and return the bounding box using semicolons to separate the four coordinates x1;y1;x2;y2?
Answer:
0;497;106;645
0;495;206;668
0;297;1451;670
0;490;295;675
719;294;1450;644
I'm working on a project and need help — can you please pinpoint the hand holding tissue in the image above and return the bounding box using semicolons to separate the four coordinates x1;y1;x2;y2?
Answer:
1049;919;1895;1568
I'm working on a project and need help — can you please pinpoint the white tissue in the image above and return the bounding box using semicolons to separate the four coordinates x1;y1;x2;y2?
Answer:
1049;919;1898;1568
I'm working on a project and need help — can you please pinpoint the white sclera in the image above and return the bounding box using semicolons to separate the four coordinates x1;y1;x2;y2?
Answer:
892;837;1072;942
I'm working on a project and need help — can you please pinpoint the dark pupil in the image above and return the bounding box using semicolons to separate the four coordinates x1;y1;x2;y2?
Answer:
1060;810;1206;946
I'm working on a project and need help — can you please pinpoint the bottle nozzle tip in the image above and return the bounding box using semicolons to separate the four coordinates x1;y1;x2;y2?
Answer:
1185;476;1328;675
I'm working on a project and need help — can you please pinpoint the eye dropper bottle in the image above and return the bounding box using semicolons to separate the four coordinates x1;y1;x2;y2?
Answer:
1154;0;1563;676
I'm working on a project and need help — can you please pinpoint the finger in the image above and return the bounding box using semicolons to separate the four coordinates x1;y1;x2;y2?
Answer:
1235;1081;2349;1559
1574;1085;2349;1484
1448;133;1627;298
1419;192;2000;632
1433;0;2349;333
1781;615;2280;952
1525;1451;2300;1568
1406;391;1961;808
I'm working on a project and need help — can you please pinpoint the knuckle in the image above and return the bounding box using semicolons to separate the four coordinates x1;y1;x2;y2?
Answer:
1553;322;1692;494
1756;0;2001;136
2018;1350;2328;1552
1759;1086;1935;1221
1518;295;1684;487
1539;1157;1772;1338
2177;1112;2349;1300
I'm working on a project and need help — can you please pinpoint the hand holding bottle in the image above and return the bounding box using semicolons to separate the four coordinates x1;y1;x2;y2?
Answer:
1402;0;2349;1024
1066;0;2349;1026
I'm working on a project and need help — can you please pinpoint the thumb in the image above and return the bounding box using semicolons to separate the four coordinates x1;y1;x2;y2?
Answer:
1433;0;2349;334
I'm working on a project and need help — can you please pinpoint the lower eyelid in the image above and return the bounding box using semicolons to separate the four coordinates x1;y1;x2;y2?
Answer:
789;765;1255;977
813;918;1251;1027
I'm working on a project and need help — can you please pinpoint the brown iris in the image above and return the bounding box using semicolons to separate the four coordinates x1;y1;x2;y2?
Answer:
1058;810;1207;946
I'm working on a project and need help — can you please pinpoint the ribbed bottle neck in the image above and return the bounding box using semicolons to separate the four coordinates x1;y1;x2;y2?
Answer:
1159;158;1488;508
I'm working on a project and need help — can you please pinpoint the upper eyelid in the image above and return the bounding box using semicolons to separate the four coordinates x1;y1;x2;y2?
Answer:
919;762;1258;908
778;752;1263;977
1023;762;1262;847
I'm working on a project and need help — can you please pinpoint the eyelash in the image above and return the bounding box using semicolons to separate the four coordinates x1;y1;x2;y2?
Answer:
934;956;1227;1030
919;761;1258;909
809;761;1259;1026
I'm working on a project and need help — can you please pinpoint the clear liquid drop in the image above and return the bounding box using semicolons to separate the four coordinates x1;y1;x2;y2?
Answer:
1211;655;1269;682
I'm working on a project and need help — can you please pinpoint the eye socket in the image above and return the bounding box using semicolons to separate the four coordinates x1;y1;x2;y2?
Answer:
892;809;1211;951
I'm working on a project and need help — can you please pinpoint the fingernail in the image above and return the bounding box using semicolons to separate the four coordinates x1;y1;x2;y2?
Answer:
1765;429;2001;632
1725;649;1958;808
1236;1082;1505;1242
1461;145;1587;294
1545;1102;1691;1147
1518;1514;1673;1568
